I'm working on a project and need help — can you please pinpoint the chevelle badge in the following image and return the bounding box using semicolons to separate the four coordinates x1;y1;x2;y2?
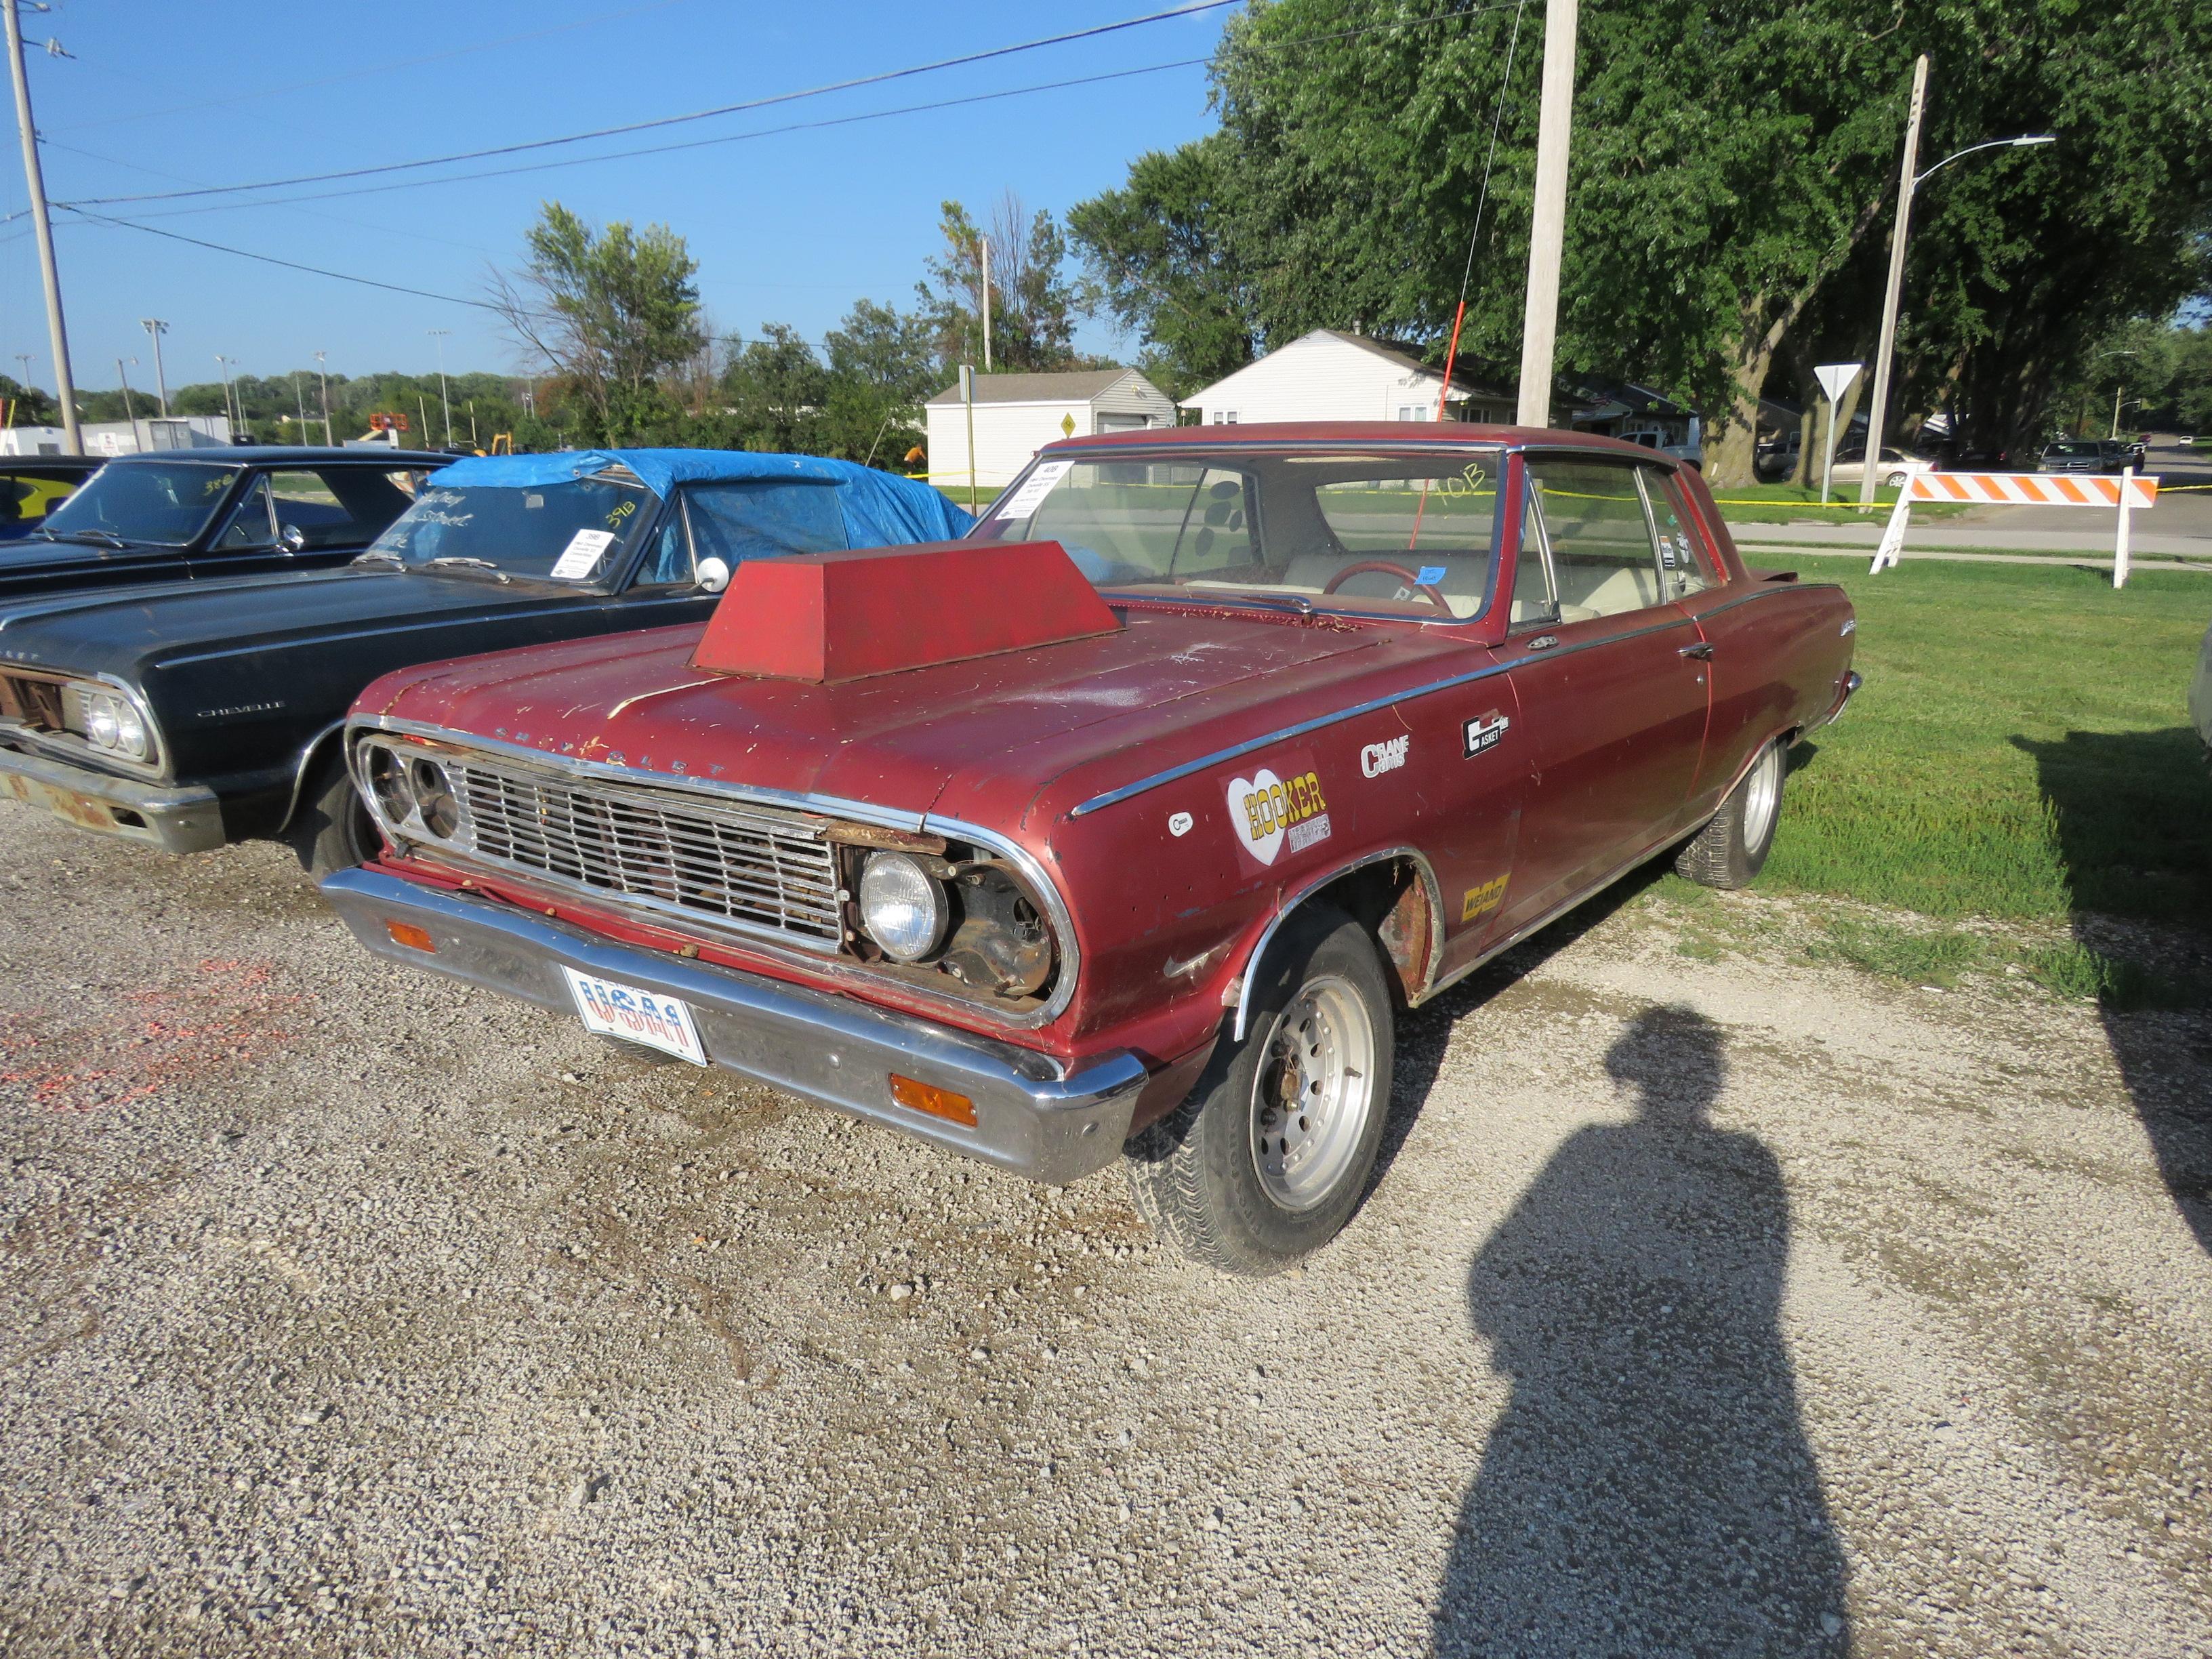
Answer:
1227;758;1331;867
1463;712;1511;757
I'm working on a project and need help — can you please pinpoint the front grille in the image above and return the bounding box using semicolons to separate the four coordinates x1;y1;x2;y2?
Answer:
0;673;66;731
443;754;843;947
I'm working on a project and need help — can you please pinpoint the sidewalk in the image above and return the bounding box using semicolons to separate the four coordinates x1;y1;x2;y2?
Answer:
1721;516;2212;561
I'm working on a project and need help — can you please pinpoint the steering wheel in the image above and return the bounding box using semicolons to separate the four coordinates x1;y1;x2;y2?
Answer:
1322;559;1451;611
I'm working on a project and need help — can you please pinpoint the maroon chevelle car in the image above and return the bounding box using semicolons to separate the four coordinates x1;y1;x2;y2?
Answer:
321;426;1858;1273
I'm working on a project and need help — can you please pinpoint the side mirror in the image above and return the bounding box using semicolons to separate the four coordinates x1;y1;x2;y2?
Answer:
695;556;731;594
279;523;306;554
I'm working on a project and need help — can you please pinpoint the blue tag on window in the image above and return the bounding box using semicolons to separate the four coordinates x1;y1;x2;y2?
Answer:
1416;565;1447;586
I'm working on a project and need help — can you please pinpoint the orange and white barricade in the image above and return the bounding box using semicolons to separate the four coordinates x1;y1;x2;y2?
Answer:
1871;469;2160;587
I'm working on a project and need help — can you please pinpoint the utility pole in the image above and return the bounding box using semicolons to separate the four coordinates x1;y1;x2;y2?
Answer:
142;319;169;414
979;237;993;374
428;328;453;445
293;370;308;445
1859;54;1930;510
1515;0;1578;427
215;355;239;437
117;356;138;447
6;0;81;453
314;350;331;444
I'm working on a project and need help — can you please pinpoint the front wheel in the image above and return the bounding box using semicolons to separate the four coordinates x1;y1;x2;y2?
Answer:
1675;737;1786;888
1123;905;1395;1275
288;750;380;879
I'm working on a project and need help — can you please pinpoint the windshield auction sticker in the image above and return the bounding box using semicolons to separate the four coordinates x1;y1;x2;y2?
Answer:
549;528;618;579
1000;459;1072;520
1226;752;1331;867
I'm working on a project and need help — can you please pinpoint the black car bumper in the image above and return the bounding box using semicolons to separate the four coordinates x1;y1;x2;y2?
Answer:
0;743;226;853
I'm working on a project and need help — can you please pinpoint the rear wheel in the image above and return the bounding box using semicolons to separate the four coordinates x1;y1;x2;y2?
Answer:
289;750;379;879
1675;737;1786;888
1123;906;1394;1275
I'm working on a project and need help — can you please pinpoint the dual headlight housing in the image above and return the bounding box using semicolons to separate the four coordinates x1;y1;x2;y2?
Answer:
60;682;153;763
361;742;463;840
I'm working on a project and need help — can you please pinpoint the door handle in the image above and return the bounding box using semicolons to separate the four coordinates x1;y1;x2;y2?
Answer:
1678;641;1715;660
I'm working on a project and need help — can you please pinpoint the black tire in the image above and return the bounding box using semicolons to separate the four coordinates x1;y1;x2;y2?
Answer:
1123;905;1395;1275
1675;736;1786;888
288;749;380;878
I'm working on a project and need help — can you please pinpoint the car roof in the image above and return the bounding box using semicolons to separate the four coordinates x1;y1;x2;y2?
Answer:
0;455;102;474
1042;419;1674;464
100;446;450;466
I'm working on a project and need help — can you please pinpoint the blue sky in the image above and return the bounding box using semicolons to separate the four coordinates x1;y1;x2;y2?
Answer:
2;1;1231;396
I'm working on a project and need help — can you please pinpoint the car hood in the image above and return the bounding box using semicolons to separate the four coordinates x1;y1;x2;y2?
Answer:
364;606;1416;832
0;563;592;682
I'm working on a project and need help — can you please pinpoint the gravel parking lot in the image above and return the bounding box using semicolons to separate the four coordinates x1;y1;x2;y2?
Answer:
2;804;2207;1656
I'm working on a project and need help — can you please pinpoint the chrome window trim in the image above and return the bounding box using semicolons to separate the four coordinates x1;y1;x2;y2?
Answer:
347;715;1082;1030
1067;613;1692;820
1231;846;1446;1042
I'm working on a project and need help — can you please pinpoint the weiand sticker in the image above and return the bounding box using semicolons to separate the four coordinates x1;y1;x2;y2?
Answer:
1463;712;1511;758
1226;760;1331;867
1361;734;1410;777
1460;875;1508;922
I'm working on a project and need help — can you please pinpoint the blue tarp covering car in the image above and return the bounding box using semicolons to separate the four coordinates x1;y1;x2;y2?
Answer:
428;448;973;552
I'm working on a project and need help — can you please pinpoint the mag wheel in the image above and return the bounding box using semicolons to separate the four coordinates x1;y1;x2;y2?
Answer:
1675;737;1786;889
1123;905;1395;1275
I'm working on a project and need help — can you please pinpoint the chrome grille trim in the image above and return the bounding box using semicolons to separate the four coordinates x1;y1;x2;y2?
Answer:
361;738;845;955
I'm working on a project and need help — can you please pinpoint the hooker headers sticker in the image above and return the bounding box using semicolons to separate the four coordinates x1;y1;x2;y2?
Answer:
1227;756;1332;867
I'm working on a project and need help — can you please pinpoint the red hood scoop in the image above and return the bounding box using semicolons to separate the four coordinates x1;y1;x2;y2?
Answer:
689;539;1120;684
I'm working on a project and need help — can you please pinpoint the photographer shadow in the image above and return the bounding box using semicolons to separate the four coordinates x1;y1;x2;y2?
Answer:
1432;1005;1850;1657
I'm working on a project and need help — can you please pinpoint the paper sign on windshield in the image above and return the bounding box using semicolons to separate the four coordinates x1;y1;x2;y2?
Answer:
1000;460;1072;520
549;528;617;579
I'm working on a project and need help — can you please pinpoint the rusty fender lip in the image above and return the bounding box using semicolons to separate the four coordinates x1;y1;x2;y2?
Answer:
0;743;224;854
319;867;1150;1185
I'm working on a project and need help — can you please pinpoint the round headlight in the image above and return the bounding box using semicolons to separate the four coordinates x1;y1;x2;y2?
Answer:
85;695;121;750
365;743;415;822
111;699;148;760
409;757;461;839
858;852;949;962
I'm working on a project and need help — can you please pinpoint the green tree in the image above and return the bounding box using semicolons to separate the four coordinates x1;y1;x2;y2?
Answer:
720;325;829;453
1;375;58;427
917;195;1088;373
818;299;941;465
1067;134;1257;398
493;201;708;444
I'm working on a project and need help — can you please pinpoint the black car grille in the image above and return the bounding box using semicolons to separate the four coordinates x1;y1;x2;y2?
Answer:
443;754;844;948
0;672;66;731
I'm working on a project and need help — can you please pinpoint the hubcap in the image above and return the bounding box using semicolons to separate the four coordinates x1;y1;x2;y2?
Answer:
1742;741;1782;849
1250;974;1378;1212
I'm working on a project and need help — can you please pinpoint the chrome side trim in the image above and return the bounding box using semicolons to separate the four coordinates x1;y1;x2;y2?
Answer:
155;597;642;670
1067;613;1693;819
345;716;1081;1030
1231;846;1446;1042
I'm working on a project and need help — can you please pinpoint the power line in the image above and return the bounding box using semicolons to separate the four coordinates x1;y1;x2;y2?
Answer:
66;0;1243;209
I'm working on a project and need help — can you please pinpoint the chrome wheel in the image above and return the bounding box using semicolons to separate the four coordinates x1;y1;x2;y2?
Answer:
1742;741;1784;851
1250;974;1378;1212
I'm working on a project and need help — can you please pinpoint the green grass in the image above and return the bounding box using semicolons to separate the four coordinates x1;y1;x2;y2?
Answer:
1708;480;1969;526
1763;555;2212;932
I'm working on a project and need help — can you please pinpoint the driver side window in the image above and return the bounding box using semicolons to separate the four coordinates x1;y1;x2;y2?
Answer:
211;476;274;550
632;502;694;589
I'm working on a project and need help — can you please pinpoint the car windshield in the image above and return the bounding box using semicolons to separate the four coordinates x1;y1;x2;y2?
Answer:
2045;441;2101;457
972;447;1507;621
38;461;240;546
361;476;658;580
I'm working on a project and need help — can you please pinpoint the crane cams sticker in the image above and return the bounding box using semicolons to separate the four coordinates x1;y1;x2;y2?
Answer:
1225;756;1331;867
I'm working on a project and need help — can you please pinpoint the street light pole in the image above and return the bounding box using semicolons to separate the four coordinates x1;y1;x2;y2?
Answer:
314;350;331;445
979;237;992;374
428;329;453;445
141;319;169;414
1515;0;1578;427
5;0;81;453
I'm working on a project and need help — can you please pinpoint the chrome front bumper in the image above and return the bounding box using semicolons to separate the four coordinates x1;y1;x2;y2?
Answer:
0;743;226;853
319;867;1148;1183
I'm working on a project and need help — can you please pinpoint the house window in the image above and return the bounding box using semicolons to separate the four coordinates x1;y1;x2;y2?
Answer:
1396;405;1421;421
1211;410;1238;424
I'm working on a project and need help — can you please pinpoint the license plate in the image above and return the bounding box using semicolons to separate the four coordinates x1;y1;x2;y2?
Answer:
561;967;708;1066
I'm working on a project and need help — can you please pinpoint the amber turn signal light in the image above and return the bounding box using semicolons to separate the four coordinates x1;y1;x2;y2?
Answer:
385;920;436;953
889;1073;976;1127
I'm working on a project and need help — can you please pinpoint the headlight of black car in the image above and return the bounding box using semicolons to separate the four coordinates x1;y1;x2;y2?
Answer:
58;681;156;764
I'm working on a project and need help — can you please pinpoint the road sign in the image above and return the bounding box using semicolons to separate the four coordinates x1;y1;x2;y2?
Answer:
1814;362;1863;504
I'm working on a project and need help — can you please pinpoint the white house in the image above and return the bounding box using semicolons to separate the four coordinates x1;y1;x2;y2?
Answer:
1179;329;1518;426
924;368;1176;489
0;414;232;457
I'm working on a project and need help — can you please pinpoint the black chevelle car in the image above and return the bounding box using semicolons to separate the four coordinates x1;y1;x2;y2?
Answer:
0;448;970;875
0;445;447;600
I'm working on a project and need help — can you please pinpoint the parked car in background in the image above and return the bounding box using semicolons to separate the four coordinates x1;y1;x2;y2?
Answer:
0;447;445;600
0;449;970;876
0;455;102;543
1755;430;1803;482
1923;438;2012;471
2039;438;2133;474
322;424;1858;1273
1828;444;1936;490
